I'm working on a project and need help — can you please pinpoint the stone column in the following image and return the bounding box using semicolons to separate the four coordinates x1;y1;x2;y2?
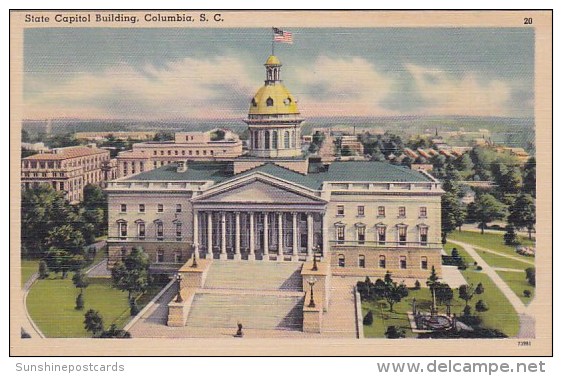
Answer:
207;212;213;259
292;212;298;257
220;212;227;260
234;211;241;260
321;212;328;259
307;213;314;257
278;212;284;258
263;212;269;257
193;210;199;257
249;212;255;260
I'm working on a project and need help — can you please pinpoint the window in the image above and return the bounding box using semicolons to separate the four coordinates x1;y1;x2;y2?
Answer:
292;130;296;148
400;256;407;269
272;131;278;149
138;222;146;239
264;131;270;150
139;204;145;213
120;204;127;213
59;182;64;190
398;226;407;245
379;255;386;268
357;206;365;216
357;226;365;245
118;222;127;240
266;97;274;106
196;150;199;156
176;204;182;213
421;256;428;270
337;205;345;216
419;207;427;218
284;131;290;149
338;254;345;267
189;150;193;156
157;250;164;263
175;150;178;155
156;222;164;240
254;131;259;149
182;150;185;156
377;226;386;245
336;226;345;245
358;255;365;268
160;151;164;155
203;150;207;155
153;151;157;156
419;226;428;246
176;223;182;240
378;206;385;217
167;150;171;155
174;252;182;263
399;206;406;217
158;204;164;213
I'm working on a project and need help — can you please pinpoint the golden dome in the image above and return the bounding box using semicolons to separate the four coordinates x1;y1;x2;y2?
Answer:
265;55;281;66
249;83;299;115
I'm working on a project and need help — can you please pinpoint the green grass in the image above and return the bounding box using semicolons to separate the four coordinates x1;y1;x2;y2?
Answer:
496;270;535;306
26;275;165;338
448;231;534;262
474;249;533;270
21;259;40;286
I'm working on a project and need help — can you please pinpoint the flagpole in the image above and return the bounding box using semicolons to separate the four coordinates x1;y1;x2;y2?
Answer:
271;27;275;55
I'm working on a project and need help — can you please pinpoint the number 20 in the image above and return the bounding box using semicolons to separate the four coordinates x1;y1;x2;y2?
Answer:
524;18;533;25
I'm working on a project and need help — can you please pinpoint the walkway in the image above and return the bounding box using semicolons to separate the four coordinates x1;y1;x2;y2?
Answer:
21;272;45;339
321;276;359;338
448;240;534;338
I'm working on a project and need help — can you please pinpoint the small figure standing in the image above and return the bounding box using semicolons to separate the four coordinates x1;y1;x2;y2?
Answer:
235;322;244;337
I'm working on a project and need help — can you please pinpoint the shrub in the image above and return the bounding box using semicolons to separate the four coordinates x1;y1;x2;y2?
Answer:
75;293;84;310
458;314;482;327
462;305;472;317
413;280;421;290
385;325;406;339
475;266;483;271
475;300;489;312
523;290;532;298
504;224;520;246
475;283;484;294
363;310;374;326
457;264;467;271
525;267;536;287
451;248;459;258
38;260;49;279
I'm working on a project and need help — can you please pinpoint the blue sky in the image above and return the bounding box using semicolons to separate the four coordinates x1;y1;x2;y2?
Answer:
23;27;535;120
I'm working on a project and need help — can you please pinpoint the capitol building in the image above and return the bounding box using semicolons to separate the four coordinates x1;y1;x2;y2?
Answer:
105;55;444;280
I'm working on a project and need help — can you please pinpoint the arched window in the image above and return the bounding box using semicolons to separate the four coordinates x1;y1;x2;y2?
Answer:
338;254;345;267
264;131;270;149
284;97;292;105
266;97;274;107
251;98;257;107
379;255;386;268
284;131;290;149
358;255;365;268
272;131;278;149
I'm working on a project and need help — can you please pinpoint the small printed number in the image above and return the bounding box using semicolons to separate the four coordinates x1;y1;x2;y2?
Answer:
524;18;533;25
518;341;532;346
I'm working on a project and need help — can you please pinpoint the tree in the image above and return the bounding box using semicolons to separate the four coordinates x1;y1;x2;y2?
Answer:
522;157;536;197
111;247;151;301
363;310;373;326
45;247;72;278
46;224;86;256
82;184;108;237
434;283;454;305
84;309;104;336
525;267;536;287
38;260;49;279
475;300;489;312
441;192;465;241
508;194;536;239
459;284;475;308
503;224;520;245
385;325;406;339
426;265;439;295
72;270;89;292
382;272;408;312
451;248;459;259
473;194;506;234
75;293;85;310
475;282;485;295
153;131;174;141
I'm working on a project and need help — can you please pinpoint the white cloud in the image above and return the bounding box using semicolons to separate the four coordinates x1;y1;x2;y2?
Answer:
292;56;397;117
24;57;256;120
405;63;513;117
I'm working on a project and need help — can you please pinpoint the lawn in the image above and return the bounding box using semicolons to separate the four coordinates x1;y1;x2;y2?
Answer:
474;249;534;270
26;275;166;338
21;259;39;286
496;270;535;306
448;231;535;262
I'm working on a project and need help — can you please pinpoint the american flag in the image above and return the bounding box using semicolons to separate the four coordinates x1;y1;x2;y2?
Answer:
273;27;293;44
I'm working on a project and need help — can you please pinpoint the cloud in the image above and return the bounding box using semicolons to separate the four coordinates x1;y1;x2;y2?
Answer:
292;56;397;117
24;57;257;120
404;64;514;117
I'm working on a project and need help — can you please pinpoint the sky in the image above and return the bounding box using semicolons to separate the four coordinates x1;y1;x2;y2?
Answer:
23;27;535;120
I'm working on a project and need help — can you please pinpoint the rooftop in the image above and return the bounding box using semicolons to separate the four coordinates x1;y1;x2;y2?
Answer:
23;146;108;160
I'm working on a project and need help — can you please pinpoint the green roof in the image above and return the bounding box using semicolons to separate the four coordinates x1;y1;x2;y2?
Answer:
318;161;432;183
124;160;431;186
124;161;231;182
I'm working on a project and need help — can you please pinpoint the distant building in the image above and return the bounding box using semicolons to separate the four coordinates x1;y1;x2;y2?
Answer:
21;142;49;152
115;129;243;178
75;131;157;141
21;145;113;203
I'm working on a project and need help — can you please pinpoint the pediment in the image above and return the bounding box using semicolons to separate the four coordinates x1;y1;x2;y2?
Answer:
193;176;324;204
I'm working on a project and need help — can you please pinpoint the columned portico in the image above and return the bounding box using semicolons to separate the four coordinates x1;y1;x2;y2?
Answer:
194;209;324;261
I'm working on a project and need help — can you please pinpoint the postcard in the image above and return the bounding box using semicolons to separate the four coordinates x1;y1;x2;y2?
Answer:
9;10;552;356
